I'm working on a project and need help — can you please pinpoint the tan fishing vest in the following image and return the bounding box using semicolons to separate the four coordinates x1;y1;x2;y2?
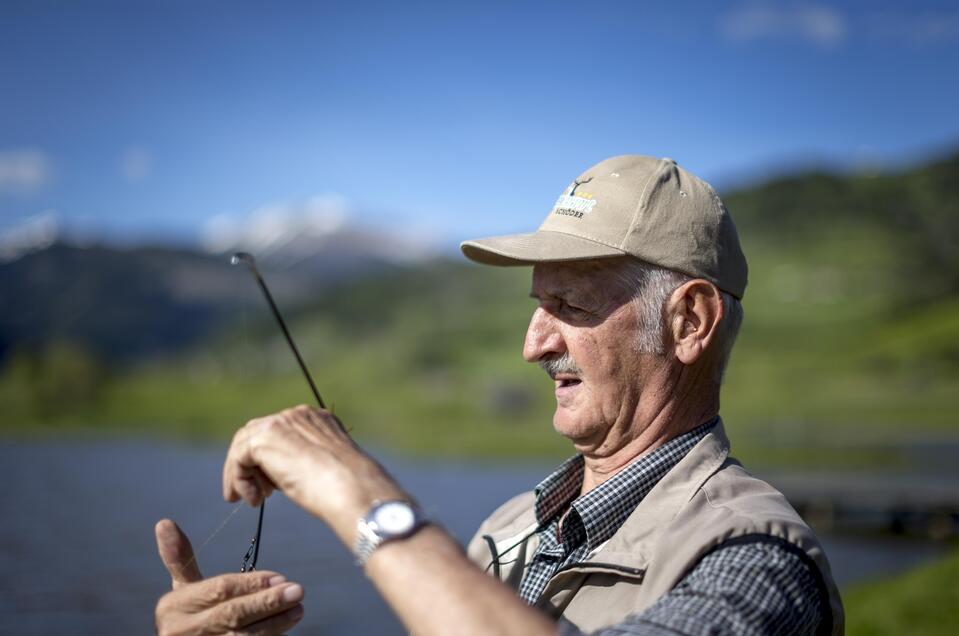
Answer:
466;422;845;634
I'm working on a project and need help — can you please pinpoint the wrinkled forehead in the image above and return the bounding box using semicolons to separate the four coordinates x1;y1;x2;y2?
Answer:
530;257;636;300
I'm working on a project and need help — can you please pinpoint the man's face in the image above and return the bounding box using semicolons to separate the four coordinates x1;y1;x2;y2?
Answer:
525;260;660;450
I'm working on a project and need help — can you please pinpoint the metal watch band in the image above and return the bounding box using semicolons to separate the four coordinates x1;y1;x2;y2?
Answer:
353;521;382;566
353;500;428;567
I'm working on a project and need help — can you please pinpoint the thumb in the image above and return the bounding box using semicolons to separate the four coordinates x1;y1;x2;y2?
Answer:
155;518;203;589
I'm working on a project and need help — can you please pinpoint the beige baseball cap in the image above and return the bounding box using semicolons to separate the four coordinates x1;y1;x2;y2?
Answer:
460;155;748;298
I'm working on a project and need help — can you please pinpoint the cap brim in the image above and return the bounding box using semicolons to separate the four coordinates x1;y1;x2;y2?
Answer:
461;230;625;266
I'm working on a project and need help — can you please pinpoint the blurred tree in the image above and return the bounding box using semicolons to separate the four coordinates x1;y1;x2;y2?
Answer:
2;341;109;419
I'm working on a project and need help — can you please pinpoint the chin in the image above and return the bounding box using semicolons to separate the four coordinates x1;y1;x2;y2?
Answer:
552;411;600;447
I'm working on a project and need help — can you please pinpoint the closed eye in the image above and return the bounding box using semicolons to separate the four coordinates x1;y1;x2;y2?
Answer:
560;299;592;319
530;292;594;321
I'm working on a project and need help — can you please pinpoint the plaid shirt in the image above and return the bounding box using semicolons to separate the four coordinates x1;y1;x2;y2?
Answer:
518;418;718;603
520;418;825;635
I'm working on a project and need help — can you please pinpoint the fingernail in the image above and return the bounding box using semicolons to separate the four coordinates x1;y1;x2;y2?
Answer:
282;583;304;602
268;575;286;587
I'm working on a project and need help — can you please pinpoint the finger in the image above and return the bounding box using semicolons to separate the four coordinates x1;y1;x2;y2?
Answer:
203;581;305;632
166;571;285;613
244;432;277;502
235;603;304;636
155;519;203;588
250;470;276;502
156;572;288;636
223;425;248;503
291;406;353;455
224;422;269;505
299;403;349;436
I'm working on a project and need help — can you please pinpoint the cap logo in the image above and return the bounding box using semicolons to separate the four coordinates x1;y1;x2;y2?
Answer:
552;177;596;219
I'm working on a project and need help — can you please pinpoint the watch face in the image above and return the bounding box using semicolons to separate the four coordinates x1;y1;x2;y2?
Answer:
373;501;416;534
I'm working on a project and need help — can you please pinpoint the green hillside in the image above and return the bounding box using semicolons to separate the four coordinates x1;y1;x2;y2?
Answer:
721;152;959;452
844;546;959;636
2;151;957;465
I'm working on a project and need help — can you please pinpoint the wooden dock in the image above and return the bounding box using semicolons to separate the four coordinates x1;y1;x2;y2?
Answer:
763;471;959;539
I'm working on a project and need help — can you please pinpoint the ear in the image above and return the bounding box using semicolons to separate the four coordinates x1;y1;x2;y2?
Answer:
666;279;724;366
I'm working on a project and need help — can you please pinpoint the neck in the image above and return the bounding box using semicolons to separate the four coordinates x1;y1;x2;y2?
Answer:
578;361;719;495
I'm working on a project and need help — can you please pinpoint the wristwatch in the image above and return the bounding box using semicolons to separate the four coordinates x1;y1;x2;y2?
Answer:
353;500;428;566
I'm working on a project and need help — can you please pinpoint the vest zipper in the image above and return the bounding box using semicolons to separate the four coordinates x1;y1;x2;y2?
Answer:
553;561;646;580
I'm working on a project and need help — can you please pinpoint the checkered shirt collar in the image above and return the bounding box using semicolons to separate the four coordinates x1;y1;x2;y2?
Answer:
532;417;719;553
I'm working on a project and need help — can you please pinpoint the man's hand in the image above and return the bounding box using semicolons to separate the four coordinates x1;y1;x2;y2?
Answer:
221;405;408;545
217;407;556;636
154;519;305;635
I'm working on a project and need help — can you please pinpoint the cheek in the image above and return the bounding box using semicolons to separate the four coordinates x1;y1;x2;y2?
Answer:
581;342;626;406
589;328;643;397
588;335;631;379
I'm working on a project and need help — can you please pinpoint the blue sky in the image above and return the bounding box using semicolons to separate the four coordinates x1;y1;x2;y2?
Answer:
1;0;958;251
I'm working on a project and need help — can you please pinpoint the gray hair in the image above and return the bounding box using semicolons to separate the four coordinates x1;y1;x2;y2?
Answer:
610;259;743;383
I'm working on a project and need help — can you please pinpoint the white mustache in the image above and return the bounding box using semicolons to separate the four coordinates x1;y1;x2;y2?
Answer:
539;353;582;379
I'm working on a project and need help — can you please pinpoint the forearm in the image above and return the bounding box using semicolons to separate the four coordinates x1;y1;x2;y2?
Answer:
364;524;557;636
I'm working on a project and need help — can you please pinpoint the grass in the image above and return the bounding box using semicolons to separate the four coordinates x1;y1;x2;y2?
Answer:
2;248;958;467
844;547;959;636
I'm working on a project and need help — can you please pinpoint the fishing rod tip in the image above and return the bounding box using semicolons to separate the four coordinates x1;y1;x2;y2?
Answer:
230;252;255;267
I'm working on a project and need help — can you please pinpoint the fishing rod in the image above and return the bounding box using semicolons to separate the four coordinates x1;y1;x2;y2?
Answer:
230;251;327;572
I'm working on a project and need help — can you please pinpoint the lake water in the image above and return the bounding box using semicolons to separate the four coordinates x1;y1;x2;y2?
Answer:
1;439;949;635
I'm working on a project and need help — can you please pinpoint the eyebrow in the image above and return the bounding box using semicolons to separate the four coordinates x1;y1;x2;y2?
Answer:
529;288;590;304
529;288;571;300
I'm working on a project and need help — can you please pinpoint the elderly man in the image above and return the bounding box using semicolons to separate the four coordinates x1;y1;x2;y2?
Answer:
154;156;844;635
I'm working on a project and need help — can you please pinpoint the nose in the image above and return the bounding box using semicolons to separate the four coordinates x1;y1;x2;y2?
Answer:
523;306;566;363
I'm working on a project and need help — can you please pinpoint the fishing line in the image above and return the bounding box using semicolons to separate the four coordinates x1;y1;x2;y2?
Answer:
180;503;246;573
237;259;265;572
178;262;258;573
191;252;330;573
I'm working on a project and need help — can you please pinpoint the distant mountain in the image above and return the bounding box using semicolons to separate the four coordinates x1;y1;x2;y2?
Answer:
0;241;433;364
0;197;447;365
201;194;439;275
1;149;956;368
